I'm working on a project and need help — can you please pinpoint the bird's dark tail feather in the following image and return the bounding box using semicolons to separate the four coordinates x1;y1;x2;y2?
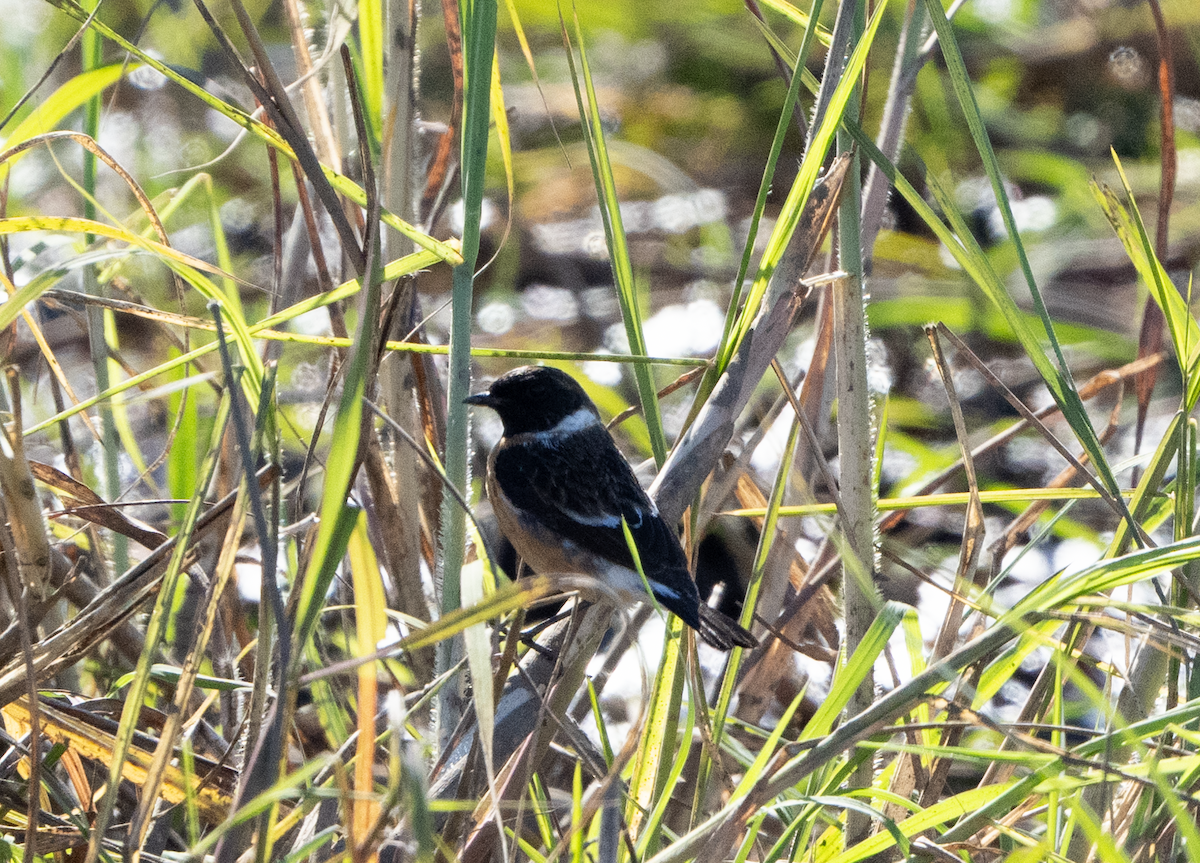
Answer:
697;604;758;651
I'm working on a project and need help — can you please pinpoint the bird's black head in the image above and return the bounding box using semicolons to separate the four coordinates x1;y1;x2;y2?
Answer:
465;366;598;435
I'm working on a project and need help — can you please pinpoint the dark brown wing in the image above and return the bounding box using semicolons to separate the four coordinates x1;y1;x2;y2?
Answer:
493;425;700;608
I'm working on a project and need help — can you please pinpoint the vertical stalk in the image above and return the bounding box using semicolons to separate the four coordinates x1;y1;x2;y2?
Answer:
81;5;125;576
377;0;437;683
437;0;497;747
860;0;928;255
833;0;878;847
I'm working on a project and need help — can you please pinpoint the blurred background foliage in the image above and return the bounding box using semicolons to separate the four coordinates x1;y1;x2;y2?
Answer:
7;0;1198;377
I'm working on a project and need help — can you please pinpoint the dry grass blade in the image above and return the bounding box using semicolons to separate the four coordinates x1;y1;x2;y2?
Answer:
0;132;168;244
280;0;341;173
0;367;48;863
2;694;237;822
934;324;1130;528
362;434;436;682
194;0;363;272
428;576;630;805
988;384;1125;573
1132;0;1178;459
421;0;465;223
892;325;987;819
0;465;279;708
731;359;839;719
655;620;1023;863
924;326;986;657
15;304;102;444
30;460;168;549
731;467;838;724
877;353;1164;535
0;371;51;601
606;365;708;431
789;286;836;493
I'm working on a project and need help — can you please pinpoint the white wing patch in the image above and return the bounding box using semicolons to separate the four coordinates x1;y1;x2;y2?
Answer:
651;584;682;603
559;502;648;530
561;508;622;528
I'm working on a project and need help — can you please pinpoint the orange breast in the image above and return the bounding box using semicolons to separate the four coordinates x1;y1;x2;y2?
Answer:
486;447;607;578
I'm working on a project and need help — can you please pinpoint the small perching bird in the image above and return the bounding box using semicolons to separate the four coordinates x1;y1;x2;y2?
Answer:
465;365;757;651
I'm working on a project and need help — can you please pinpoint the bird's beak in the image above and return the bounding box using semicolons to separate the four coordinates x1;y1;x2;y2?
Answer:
464;392;494;407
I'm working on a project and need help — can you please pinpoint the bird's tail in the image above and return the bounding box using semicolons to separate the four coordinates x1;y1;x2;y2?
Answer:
697;604;758;651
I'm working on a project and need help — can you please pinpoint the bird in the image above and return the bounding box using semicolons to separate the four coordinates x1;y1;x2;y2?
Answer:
465;365;757;651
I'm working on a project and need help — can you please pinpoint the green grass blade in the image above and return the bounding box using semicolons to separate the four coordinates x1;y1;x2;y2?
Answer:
720;0;891;372
436;0;497;741
731;691;806;798
293;219;385;653
1011;533;1200;618
564;10;667;464
920;0;1068;378
636;680;695;858
802;602;909;740
824;783;1018;863
0;63;128;173
627;618;686;856
356;0;384;143
1092;157;1200;409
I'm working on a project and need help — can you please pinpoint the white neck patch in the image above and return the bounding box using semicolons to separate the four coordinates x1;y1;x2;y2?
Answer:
548;407;600;436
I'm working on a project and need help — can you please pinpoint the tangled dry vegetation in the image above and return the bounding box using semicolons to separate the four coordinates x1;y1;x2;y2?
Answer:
2;0;1200;862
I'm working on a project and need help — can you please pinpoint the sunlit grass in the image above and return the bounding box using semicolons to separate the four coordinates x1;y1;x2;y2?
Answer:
0;0;1197;861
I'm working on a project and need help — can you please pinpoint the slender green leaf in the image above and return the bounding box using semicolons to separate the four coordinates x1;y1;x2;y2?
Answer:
565;11;667;465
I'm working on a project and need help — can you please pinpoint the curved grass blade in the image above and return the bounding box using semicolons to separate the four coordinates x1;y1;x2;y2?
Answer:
563;7;666;465
0;63;128;172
